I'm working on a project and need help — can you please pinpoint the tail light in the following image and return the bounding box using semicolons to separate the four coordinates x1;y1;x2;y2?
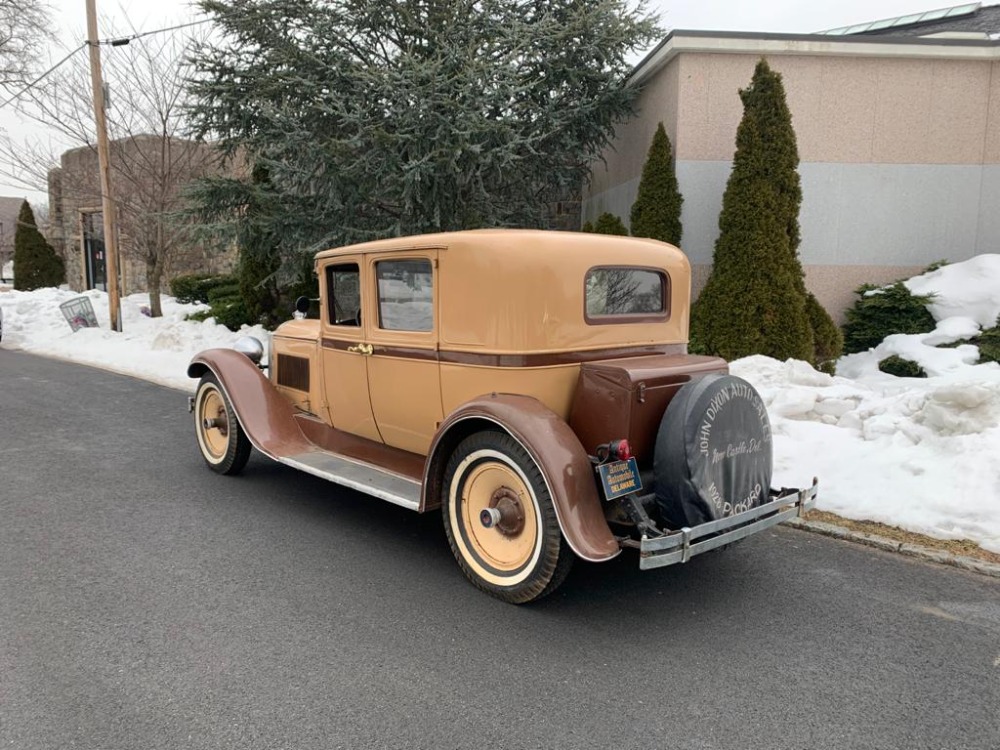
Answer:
611;439;632;461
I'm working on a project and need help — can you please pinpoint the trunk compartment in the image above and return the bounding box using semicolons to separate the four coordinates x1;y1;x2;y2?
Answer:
568;354;728;465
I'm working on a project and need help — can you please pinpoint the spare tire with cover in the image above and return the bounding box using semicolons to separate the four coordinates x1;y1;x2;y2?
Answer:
653;373;772;528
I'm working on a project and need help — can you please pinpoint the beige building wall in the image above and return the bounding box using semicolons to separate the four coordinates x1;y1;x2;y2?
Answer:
585;33;1000;321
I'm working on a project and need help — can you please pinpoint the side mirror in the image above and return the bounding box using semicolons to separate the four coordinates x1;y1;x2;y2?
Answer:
294;296;310;314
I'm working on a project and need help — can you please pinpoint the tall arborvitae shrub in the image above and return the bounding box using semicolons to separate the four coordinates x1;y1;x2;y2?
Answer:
13;201;64;291
630;122;683;246
806;292;844;369
583;212;628;235
690;59;814;362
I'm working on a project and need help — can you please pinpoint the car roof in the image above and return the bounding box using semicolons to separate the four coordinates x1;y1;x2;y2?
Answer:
313;228;681;260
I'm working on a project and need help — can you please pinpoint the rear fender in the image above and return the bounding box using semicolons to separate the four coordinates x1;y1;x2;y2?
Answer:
188;348;312;459
423;393;620;563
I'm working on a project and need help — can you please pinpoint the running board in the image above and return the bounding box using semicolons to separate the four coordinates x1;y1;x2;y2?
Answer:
277;451;421;510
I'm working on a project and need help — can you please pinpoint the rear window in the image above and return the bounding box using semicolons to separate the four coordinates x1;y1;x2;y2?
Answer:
585;267;667;322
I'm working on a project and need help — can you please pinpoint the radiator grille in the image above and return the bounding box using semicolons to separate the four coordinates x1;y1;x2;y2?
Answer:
277;354;310;392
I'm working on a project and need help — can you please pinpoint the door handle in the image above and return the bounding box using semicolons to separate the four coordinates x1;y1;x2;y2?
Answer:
347;343;373;355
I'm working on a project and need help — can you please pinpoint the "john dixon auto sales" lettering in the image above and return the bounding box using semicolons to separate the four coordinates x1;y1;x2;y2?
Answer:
697;380;771;461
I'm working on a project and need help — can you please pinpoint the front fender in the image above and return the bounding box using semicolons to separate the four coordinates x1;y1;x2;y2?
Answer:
188;348;312;459
423;394;620;563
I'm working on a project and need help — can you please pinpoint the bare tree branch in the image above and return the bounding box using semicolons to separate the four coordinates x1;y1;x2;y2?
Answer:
0;17;223;316
0;0;52;88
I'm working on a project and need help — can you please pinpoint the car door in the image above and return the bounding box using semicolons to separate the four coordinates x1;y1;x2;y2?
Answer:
319;256;383;442
364;250;444;455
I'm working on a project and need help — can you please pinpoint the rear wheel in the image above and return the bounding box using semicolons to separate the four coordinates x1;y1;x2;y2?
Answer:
193;373;252;475
442;431;573;604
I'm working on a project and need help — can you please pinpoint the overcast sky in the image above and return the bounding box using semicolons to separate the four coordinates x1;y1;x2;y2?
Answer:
0;0;965;205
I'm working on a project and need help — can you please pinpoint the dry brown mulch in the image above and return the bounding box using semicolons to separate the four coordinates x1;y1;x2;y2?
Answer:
802;509;1000;566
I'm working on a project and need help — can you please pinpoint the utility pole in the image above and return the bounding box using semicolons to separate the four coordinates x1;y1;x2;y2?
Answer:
85;0;122;332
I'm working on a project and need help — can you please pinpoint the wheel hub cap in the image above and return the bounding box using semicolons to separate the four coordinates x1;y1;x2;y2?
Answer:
488;487;525;536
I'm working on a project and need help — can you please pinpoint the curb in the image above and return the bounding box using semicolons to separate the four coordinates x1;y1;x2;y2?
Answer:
784;518;1000;579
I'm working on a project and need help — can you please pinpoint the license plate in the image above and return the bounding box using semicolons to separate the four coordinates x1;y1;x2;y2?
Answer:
597;457;642;501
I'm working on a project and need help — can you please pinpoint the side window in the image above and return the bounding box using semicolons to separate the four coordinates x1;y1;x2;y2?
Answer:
376;259;433;332
326;263;361;326
585;267;667;321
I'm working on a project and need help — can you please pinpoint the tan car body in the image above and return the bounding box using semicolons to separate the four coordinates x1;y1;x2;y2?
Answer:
190;230;731;567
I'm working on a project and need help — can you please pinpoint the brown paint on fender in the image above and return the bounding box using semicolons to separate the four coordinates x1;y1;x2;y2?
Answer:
189;350;429;481
424;393;621;563
188;348;314;459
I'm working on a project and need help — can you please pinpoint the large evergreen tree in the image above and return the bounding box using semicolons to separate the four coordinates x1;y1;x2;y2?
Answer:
237;165;284;326
13;201;64;291
690;59;838;363
630;122;682;246
186;0;660;268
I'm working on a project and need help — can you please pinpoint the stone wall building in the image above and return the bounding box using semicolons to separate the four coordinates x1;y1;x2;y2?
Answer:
584;3;1000;320
48;135;236;296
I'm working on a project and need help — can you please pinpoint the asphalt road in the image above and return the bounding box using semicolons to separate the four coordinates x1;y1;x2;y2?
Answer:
1;349;998;750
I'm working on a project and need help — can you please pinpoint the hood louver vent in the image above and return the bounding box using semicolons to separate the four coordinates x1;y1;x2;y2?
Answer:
277;354;310;392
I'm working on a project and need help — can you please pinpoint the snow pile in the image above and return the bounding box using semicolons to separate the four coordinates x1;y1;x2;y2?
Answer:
731;254;1000;553
732;356;1000;552
0;287;268;390
904;254;1000;327
837;317;989;379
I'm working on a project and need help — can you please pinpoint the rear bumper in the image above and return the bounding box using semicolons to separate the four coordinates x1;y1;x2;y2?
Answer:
637;480;819;570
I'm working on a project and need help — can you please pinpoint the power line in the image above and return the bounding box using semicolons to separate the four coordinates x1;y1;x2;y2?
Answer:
0;43;88;110
0;14;221;110
99;17;216;47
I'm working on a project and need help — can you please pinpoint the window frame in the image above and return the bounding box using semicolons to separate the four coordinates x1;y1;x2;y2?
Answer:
583;265;670;325
325;261;362;327
374;257;435;333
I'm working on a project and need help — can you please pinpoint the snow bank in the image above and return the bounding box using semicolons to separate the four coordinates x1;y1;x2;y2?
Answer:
732;356;1000;553
904;254;1000;327
837;317;991;380
733;254;1000;553
0;287;268;390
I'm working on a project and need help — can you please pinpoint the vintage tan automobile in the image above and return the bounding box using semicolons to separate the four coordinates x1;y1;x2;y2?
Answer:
188;229;816;603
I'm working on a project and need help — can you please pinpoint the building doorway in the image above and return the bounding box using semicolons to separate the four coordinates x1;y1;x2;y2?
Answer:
82;212;106;291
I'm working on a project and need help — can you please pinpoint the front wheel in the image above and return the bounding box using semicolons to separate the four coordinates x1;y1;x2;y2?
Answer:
442;431;573;604
193;373;252;475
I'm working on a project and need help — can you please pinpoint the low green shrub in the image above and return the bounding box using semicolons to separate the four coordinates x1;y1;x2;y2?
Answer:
179;274;253;331
962;314;1000;364
188;296;253;332
211;298;252;331
169;274;237;304
583;212;628;236
841;282;937;354
207;281;241;304
878;355;927;378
